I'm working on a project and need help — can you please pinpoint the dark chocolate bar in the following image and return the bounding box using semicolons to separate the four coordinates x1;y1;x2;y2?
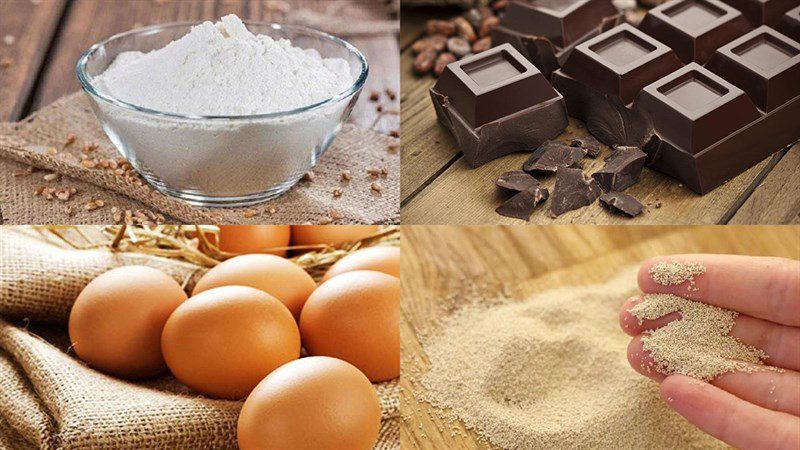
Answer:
559;23;684;104
719;0;798;26
777;5;800;41
430;43;569;167
492;0;621;76
639;0;751;64
550;4;800;194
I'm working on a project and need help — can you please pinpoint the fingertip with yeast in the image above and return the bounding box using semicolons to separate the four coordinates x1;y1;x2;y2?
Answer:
626;335;666;383
619;296;642;335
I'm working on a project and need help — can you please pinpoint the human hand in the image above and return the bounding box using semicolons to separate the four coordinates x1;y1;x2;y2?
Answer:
619;255;800;450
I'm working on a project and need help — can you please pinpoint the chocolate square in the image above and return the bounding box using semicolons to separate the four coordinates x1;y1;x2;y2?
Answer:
777;5;800;42
561;23;683;104
719;0;797;26
430;43;569;167
497;0;619;47
433;43;559;128
635;63;761;153
707;26;800;112
639;0;751;64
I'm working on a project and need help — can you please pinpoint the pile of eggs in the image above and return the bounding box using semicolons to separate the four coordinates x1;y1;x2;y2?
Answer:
67;225;399;450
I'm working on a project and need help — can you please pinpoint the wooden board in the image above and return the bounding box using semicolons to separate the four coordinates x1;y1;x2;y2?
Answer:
0;0;67;121
398;7;800;224
400;225;800;449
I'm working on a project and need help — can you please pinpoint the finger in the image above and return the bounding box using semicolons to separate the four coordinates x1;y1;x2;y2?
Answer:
621;297;800;371
628;336;800;416
638;255;800;326
619;296;680;336
661;375;800;450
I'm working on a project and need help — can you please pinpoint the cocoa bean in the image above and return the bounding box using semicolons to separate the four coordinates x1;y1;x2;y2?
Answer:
434;52;457;77
472;36;492;54
479;16;500;37
412;34;447;54
426;19;456;37
413;49;437;75
491;0;509;11
447;36;472;57
453;16;477;43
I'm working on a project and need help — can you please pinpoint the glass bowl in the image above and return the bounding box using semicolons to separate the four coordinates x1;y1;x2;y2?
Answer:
76;21;368;207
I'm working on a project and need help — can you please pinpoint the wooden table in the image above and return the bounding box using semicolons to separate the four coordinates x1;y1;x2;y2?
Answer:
0;0;399;223
399;7;800;225
400;225;800;449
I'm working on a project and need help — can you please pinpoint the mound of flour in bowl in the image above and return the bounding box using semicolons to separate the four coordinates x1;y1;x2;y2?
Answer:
95;14;354;116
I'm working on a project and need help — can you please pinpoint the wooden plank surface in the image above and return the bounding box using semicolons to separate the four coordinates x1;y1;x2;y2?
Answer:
0;0;67;121
400;225;800;449
398;7;799;224
728;145;800;224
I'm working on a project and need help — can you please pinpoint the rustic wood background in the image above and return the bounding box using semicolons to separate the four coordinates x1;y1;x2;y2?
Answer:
400;225;800;448
0;0;398;223
399;7;800;225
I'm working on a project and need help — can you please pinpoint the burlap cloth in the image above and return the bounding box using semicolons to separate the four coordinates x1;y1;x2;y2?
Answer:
0;227;400;449
0;93;399;225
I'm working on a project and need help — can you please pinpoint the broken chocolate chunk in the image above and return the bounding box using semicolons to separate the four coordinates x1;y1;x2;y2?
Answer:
495;170;539;191
599;191;644;217
571;134;602;158
523;140;585;174
550;167;602;217
591;146;646;192
496;186;549;221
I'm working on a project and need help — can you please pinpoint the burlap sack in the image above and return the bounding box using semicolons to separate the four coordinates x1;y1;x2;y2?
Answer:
0;227;399;449
0;93;399;225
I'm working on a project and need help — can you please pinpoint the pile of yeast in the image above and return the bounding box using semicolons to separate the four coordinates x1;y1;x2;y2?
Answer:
95;15;353;116
416;268;726;449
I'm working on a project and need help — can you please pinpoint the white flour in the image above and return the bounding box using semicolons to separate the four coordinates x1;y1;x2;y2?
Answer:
86;15;362;203
96;15;353;115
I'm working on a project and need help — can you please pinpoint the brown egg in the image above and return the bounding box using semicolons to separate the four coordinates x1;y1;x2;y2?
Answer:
218;225;291;256
299;271;400;382
291;225;379;248
68;265;188;379
192;254;316;320
161;285;300;400
322;246;400;281
237;356;381;450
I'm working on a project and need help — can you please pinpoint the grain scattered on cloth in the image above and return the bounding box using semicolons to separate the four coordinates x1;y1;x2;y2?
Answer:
0;93;399;225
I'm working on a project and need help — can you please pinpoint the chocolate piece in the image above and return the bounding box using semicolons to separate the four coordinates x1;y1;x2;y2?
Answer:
599;191;645;216
553;21;800;194
496;186;549;220
592;146;647;191
635;64;761;153
776;5;800;42
570;134;602;157
560;24;684;104
636;50;798;193
498;0;620;47
550;167;602;216
706;26;800;112
639;0;751;64
496;170;540;191
430;43;568;167
719;0;797;26
525;142;586;173
551;70;654;148
492;0;621;76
